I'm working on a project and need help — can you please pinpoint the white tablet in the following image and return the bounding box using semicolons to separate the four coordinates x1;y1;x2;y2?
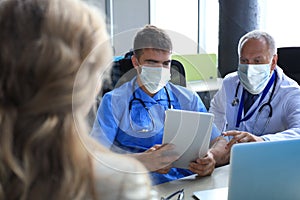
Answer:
162;109;213;169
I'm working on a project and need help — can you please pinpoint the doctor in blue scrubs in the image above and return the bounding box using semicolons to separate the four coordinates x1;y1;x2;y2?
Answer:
92;25;229;185
210;30;300;149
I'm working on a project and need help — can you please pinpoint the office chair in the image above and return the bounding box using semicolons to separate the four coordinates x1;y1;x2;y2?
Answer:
277;47;300;85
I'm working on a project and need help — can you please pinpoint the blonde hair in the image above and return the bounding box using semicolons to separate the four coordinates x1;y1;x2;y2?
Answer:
0;0;112;199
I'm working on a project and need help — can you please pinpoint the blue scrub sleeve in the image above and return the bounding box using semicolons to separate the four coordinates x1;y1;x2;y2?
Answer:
91;93;119;148
211;123;221;140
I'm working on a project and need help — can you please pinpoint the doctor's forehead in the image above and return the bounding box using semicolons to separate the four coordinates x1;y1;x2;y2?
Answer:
139;48;171;61
240;38;269;57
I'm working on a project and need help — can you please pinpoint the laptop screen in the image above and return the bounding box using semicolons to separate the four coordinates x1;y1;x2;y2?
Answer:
228;139;300;200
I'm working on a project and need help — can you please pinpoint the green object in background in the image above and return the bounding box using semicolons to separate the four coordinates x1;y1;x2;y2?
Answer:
172;54;217;81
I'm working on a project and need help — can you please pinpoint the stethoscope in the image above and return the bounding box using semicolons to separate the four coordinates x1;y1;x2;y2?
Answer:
232;71;277;133
128;85;172;133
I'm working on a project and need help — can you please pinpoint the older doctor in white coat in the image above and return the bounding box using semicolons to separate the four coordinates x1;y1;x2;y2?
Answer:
210;30;300;149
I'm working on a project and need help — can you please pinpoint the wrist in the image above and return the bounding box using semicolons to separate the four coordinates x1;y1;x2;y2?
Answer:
210;137;230;166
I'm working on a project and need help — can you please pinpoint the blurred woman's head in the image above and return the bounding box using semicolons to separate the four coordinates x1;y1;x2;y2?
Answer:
0;0;112;199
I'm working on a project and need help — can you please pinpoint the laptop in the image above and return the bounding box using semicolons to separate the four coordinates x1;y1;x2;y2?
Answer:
194;139;300;200
163;109;213;169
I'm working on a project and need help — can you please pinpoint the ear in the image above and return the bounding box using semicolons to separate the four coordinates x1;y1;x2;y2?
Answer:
271;54;278;71
131;55;139;69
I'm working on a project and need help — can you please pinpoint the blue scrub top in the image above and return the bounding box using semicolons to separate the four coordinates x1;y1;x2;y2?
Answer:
92;77;220;185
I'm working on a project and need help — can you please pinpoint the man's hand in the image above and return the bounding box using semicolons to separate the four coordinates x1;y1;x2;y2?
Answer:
223;130;264;149
209;136;230;166
189;151;216;176
133;144;179;173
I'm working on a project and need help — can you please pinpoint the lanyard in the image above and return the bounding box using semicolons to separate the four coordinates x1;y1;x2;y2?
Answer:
235;72;276;128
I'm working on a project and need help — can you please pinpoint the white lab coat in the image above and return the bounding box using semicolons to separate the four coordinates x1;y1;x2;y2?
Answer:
209;66;300;141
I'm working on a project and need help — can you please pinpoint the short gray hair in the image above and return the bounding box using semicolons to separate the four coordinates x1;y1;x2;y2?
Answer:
238;30;276;58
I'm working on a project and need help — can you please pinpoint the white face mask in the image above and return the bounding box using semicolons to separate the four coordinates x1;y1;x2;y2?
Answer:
238;63;272;94
139;66;171;94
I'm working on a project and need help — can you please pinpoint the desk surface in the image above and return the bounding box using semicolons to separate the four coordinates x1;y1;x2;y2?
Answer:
153;165;229;199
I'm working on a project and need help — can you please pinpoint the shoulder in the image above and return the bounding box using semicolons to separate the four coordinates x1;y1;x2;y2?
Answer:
216;72;239;93
168;82;198;98
104;80;133;97
167;83;207;110
101;80;134;106
222;71;238;84
276;67;299;87
275;67;300;95
92;151;154;199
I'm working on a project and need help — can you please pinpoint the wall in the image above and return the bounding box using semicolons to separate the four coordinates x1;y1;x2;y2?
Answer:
108;0;150;56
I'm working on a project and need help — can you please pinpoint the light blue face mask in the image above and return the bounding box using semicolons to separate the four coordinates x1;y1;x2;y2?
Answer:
238;63;272;94
139;66;171;94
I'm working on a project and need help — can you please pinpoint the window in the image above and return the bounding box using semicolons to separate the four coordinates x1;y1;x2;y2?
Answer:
259;0;300;48
150;0;219;55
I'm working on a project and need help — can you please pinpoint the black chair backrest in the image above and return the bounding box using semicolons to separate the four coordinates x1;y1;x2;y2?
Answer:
170;59;186;87
277;47;300;84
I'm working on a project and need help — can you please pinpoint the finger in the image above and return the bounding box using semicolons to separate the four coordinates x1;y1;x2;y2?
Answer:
238;136;249;143
226;131;250;148
189;156;215;170
156;169;169;174
240;132;260;143
189;162;214;176
146;143;175;153
223;131;241;137
159;143;176;150
147;146;158;152
226;137;239;149
152;144;163;149
194;156;213;165
156;166;171;174
236;132;255;143
145;144;164;152
157;163;172;173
